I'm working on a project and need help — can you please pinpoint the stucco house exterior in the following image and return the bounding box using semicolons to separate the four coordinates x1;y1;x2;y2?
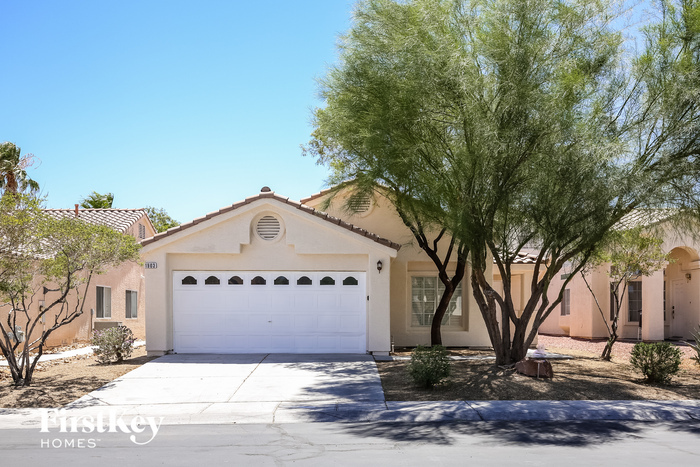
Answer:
28;207;155;347
541;211;700;341
141;187;537;356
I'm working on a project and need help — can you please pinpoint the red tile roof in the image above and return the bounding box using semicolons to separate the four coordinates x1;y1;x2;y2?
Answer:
140;191;402;250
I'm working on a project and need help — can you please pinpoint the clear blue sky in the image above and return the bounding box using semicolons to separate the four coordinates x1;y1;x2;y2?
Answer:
1;0;354;223
2;0;654;224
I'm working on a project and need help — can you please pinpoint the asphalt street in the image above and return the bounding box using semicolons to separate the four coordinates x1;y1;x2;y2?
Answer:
3;420;700;466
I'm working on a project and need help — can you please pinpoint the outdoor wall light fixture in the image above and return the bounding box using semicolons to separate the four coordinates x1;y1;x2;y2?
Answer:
38;300;45;312
377;260;383;273
686;273;692;281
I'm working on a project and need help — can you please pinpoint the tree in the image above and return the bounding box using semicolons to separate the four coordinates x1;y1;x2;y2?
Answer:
0;193;141;387
580;226;671;361
306;0;700;364
80;191;114;208
144;206;180;233
0;142;39;195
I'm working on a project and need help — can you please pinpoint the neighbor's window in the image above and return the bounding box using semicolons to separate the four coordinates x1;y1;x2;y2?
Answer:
561;289;571;316
628;281;642;322
126;290;137;319
96;286;111;319
411;277;462;327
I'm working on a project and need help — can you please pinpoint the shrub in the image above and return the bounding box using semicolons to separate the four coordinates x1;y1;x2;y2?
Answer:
92;325;135;364
630;342;681;384
408;345;451;388
686;326;700;365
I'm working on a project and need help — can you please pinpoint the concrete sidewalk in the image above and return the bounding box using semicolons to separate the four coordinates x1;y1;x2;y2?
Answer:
1;400;699;430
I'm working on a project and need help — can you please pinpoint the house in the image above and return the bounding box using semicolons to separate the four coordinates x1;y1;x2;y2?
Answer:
540;211;700;341
31;206;156;347
141;187;537;356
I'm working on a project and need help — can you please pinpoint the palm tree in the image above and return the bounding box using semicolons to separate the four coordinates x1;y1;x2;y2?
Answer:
0;142;39;195
80;191;114;208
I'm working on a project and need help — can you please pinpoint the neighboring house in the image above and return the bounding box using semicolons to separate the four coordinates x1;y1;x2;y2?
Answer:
28;206;155;347
141;187;538;356
541;211;700;341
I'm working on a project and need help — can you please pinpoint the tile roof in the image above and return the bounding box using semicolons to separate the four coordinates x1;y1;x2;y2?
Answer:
140;190;402;250
614;209;677;231
509;252;540;264
43;208;148;234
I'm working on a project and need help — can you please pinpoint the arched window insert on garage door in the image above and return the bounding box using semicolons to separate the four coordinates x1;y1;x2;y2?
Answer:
182;276;197;285
251;276;267;285
297;276;312;285
205;276;220;285
228;276;243;285
274;276;289;285
320;276;335;286
343;276;359;286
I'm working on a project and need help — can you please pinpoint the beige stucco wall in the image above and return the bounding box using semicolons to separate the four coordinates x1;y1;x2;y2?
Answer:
304;193;494;348
542;220;700;341
141;199;397;356
4;215;154;349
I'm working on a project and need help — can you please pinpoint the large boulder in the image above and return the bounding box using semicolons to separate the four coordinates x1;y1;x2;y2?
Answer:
515;358;553;378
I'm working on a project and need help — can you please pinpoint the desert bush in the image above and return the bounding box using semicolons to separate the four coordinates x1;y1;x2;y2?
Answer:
408;345;451;388
630;342;681;384
686;326;700;365
92;325;135;364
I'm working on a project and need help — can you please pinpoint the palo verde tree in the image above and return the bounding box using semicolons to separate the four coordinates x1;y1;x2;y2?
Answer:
306;0;700;364
580;225;671;361
0;193;141;387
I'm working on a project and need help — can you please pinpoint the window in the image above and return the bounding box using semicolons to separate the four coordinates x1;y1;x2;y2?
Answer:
411;277;462;327
343;276;359;286
96;286;111;319
228;276;243;285
320;276;335;286
561;289;570;316
274;276;289;285
205;276;220;285
628;281;642;322
297;276;312;285
251;276;266;285
126;290;137;319
182;276;197;285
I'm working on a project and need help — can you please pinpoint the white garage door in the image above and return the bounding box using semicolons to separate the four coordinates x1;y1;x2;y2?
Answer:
172;271;367;353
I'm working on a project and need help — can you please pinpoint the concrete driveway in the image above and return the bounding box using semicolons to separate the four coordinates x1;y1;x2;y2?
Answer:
62;353;387;424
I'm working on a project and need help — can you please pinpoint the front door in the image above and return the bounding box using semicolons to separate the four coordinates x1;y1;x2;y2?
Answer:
671;279;691;338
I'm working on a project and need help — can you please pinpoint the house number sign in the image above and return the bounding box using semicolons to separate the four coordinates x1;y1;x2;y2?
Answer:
145;262;158;269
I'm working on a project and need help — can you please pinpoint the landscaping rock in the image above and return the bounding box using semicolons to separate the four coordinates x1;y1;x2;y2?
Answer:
515;358;553;378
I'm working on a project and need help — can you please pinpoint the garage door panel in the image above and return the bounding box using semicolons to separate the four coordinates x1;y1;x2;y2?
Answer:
173;271;366;354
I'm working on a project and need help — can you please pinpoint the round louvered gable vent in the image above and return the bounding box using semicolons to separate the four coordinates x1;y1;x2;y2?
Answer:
256;215;281;240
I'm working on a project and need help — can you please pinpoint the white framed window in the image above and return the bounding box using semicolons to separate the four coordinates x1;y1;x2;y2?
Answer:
561;289;571;316
126;290;137;319
411;276;462;327
96;286;111;319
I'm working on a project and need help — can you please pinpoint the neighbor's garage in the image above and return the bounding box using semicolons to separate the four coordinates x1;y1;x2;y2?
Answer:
172;271;367;353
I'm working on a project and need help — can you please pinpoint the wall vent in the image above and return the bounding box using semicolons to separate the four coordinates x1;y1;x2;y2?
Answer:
256;215;281;240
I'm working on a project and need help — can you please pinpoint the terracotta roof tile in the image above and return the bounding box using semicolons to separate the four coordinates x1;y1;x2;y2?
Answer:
141;190;401;250
43;208;148;234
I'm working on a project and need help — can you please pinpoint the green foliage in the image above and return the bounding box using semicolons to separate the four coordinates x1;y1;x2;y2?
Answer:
0;193;142;386
145;206;180;233
408;345;451;388
0;142;39;195
685;326;700;365
80;191;114;208
630;342;682;384
92;326;135;364
306;0;700;365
